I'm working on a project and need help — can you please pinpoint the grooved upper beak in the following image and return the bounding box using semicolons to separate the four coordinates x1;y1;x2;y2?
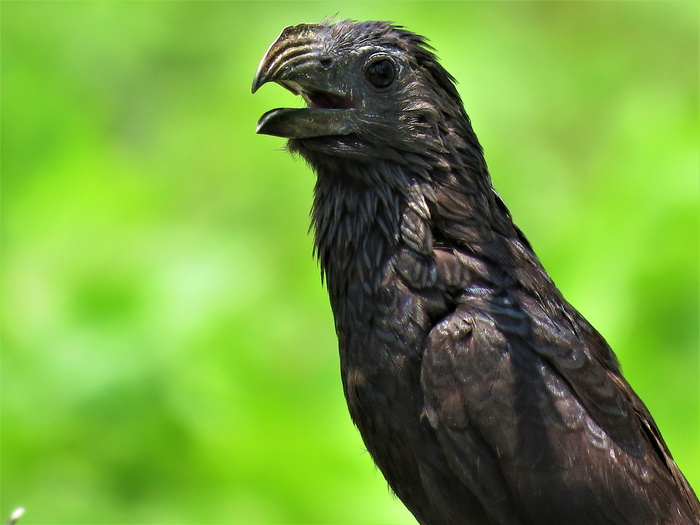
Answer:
251;23;325;94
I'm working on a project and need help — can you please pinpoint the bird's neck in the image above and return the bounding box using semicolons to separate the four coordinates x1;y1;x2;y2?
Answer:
311;162;403;294
305;107;526;303
309;157;500;295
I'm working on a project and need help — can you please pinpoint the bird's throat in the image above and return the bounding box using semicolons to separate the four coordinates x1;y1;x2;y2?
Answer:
310;164;405;293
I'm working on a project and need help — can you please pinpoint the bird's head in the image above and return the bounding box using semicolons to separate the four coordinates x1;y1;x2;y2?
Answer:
252;20;480;169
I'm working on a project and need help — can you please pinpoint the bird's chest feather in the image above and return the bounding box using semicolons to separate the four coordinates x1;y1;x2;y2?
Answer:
313;173;466;488
337;258;428;403
333;254;440;483
328;235;470;519
322;201;449;455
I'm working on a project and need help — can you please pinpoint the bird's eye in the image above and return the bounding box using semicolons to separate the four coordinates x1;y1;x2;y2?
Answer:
364;57;395;88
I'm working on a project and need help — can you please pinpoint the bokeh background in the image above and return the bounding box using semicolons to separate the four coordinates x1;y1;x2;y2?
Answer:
3;2;698;524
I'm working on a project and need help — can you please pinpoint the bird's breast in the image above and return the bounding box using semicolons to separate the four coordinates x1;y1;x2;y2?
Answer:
332;247;445;427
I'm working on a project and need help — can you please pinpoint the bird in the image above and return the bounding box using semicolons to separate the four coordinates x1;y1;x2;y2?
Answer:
252;19;699;525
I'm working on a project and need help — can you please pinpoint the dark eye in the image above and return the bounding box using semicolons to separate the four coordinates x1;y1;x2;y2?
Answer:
364;58;395;88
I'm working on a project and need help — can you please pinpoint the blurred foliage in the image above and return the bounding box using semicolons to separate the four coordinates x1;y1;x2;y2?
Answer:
2;2;698;524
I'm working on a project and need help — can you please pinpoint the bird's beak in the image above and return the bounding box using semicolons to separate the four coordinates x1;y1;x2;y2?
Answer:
252;23;359;139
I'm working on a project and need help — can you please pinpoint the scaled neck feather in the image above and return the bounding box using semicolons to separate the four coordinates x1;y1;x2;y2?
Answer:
310;158;408;293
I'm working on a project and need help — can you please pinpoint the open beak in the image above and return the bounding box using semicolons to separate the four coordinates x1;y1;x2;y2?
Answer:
252;23;359;139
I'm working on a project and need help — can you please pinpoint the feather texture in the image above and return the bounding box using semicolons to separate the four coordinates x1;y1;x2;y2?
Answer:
254;19;699;524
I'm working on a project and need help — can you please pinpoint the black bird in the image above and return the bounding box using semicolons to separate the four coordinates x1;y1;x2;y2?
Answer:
252;20;699;524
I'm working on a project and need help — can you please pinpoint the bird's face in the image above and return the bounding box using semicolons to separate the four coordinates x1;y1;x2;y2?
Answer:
252;20;464;163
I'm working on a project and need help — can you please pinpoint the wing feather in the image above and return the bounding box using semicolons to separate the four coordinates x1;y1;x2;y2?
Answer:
420;283;699;524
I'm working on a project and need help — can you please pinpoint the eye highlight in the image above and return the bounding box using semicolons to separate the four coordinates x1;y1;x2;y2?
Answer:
364;57;396;88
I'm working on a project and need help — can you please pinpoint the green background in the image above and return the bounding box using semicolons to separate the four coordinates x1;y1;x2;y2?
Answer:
3;2;698;523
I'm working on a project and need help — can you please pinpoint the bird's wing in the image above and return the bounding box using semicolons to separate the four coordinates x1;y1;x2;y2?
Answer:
419;275;697;523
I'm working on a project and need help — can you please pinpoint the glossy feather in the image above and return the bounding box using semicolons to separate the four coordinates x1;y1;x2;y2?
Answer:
254;19;699;524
